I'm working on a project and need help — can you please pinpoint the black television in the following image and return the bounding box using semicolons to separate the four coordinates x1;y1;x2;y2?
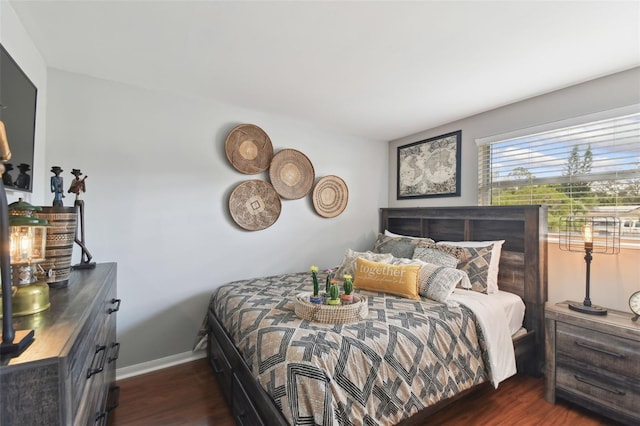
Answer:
0;43;37;193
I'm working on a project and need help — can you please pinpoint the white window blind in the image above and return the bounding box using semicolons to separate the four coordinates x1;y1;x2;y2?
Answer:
477;105;640;234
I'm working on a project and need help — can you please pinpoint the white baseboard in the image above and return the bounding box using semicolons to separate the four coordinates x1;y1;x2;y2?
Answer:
116;349;207;381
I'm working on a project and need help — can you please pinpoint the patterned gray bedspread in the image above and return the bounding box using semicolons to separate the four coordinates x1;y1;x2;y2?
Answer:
207;272;490;425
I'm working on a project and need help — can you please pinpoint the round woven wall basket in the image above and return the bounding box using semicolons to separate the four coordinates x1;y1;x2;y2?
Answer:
229;180;281;231
294;293;368;324
312;175;348;218
225;124;274;174
269;149;315;200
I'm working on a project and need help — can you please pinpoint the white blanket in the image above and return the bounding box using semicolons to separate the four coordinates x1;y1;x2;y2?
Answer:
449;289;517;388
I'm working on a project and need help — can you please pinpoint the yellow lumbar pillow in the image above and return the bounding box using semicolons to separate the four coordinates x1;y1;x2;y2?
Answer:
354;257;421;300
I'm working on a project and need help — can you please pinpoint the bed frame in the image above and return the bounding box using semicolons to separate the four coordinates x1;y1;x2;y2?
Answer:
207;205;548;425
380;205;548;377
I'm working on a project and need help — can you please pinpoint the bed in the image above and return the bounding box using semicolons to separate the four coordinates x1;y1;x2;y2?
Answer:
203;205;548;425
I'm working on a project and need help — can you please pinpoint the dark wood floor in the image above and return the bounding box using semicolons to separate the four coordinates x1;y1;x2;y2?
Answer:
111;358;620;425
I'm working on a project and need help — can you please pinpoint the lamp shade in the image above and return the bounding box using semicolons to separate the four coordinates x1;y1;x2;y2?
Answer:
558;215;621;316
559;216;621;254
8;199;48;265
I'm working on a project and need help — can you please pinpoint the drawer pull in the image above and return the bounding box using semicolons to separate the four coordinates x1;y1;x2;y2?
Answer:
574;340;625;359
211;356;226;374
87;344;107;378
93;386;120;424
108;298;121;314
574;375;626;396
106;385;120;412
108;342;120;363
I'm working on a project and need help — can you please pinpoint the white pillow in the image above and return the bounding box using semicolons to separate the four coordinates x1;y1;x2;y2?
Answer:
384;230;429;240
335;249;394;279
436;240;504;294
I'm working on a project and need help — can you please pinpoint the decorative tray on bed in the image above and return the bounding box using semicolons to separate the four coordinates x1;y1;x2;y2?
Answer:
294;292;368;324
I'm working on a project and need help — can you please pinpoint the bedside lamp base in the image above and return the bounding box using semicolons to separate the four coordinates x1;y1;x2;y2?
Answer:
569;302;607;316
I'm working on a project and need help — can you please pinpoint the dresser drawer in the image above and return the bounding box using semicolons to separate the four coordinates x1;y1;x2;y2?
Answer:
77;324;118;425
208;324;233;404
81;375;105;426
556;362;640;421
232;373;265;426
68;312;108;421
68;280;118;423
556;322;640;378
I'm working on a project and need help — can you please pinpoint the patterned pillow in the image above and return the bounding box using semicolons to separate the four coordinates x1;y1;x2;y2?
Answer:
418;262;471;303
354;258;421;300
371;233;434;259
335;249;394;279
440;244;494;293
412;246;459;268
437;240;504;294
391;258;470;302
423;242;467;261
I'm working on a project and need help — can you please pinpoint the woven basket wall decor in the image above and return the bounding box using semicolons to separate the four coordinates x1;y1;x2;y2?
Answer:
229;180;281;231
269;149;315;200
225;124;274;174
312;175;348;218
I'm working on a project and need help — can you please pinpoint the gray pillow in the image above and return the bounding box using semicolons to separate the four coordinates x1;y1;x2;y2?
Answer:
391;257;470;303
412;247;459;268
371;233;434;259
418;262;471;303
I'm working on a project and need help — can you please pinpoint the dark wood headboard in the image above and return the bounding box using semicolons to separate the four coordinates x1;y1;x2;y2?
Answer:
380;205;548;373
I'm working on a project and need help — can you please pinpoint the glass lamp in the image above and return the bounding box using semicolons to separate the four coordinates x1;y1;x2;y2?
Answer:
559;216;621;315
0;199;50;317
1;122;36;356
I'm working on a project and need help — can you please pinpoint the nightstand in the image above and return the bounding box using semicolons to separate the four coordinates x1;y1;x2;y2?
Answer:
545;302;640;425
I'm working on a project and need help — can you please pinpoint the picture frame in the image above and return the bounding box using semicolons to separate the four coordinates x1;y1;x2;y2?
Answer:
397;130;461;199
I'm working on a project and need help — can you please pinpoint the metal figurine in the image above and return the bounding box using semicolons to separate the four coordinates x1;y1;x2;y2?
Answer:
50;166;65;207
68;168;95;269
2;163;14;187
15;163;31;190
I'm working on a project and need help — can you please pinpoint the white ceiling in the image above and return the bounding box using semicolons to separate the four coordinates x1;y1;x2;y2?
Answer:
8;0;640;142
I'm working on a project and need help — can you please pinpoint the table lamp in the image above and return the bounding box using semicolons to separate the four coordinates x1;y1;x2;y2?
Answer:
0;120;38;356
4;199;50;316
559;215;621;315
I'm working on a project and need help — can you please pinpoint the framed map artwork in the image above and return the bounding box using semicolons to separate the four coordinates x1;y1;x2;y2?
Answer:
397;130;461;199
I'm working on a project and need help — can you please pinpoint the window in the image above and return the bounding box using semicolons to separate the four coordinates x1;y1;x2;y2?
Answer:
477;105;640;237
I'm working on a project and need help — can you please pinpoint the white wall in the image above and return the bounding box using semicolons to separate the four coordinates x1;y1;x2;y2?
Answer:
389;68;640;312
5;0;387;370
45;69;387;367
0;1;48;205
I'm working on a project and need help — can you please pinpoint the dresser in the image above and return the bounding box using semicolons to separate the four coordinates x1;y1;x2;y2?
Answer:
0;263;120;425
545;301;640;425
